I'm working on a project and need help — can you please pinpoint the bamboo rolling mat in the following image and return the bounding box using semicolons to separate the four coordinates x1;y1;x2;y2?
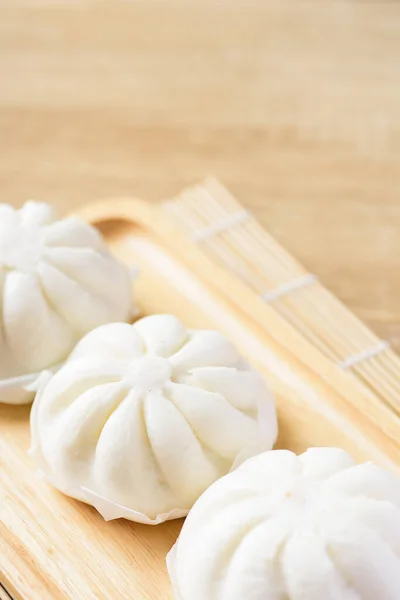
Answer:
166;178;400;416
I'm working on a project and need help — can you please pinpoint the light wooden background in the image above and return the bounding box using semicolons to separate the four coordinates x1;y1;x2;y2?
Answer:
1;1;400;350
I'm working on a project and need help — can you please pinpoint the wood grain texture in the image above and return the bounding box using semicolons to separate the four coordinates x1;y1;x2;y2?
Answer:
1;0;400;350
1;1;400;349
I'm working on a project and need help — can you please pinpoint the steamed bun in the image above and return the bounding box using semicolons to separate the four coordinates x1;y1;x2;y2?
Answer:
0;201;133;404
30;314;277;523
168;447;400;600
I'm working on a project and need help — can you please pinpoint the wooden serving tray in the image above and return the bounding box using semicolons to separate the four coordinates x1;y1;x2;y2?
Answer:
1;186;399;600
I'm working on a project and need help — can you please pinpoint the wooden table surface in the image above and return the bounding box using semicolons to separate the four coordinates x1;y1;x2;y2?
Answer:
2;1;400;350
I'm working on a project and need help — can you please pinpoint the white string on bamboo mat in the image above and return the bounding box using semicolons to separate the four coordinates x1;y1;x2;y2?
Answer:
192;209;250;242
339;341;391;370
261;274;318;303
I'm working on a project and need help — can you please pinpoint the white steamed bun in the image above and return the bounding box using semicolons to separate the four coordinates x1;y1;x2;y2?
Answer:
168;447;400;600
0;201;133;404
30;314;277;524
